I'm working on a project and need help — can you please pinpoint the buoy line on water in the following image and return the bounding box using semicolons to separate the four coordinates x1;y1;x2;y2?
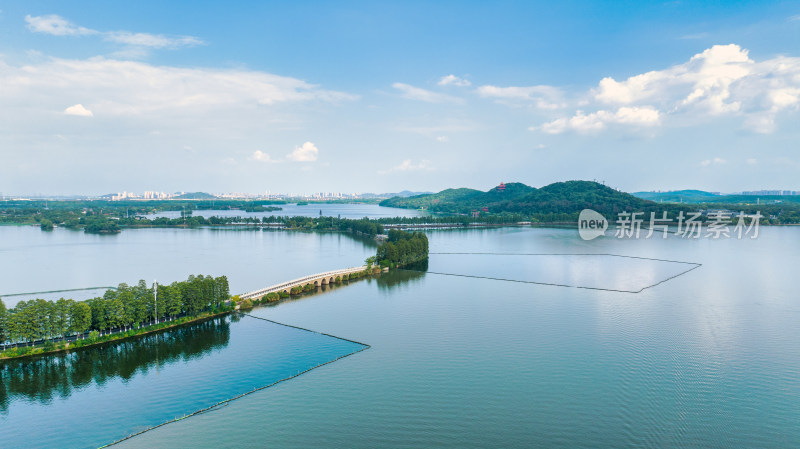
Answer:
403;252;702;294
99;313;370;448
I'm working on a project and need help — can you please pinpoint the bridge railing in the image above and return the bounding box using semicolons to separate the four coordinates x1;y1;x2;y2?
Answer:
239;265;368;300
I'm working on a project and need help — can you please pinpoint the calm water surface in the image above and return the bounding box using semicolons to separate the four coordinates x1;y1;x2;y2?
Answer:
2;218;799;448
147;203;425;219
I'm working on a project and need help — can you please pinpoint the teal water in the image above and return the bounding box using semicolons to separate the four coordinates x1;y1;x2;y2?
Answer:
2;216;800;448
0;315;366;449
0;226;376;307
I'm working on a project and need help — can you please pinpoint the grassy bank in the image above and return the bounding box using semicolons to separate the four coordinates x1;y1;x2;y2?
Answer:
0;309;231;361
2;268;385;362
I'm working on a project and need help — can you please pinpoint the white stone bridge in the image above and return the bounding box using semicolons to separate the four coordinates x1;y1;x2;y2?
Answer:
239;266;368;300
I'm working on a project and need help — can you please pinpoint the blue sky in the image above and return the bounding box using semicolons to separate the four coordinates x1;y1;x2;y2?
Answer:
1;1;799;195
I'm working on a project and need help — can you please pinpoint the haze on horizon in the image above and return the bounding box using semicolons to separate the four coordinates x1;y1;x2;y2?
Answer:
1;1;799;196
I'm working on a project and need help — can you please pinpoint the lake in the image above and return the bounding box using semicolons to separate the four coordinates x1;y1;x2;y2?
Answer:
146;203;425;220
2;209;799;448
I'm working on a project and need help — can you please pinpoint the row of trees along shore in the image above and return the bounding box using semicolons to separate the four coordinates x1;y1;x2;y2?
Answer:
375;230;429;268
0;275;229;351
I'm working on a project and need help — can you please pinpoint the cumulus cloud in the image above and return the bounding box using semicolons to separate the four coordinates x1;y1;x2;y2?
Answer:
25;14;203;50
531;44;800;134
286;142;319;162
63;103;93;117
438;74;471;87
251;150;276;162
392;83;463;103
700;157;727;167
539;106;660;134
476;85;565;109
436;136;449;142
378;159;433;174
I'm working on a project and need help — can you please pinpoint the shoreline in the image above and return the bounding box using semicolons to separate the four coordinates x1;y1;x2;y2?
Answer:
0;270;381;363
0;310;230;362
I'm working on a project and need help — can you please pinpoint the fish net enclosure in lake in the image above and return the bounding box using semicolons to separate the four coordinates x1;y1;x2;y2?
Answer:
414;253;701;293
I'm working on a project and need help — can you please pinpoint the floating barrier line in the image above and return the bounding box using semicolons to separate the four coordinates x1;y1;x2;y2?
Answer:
0;286;118;297
406;252;702;294
240;313;371;348
99;314;370;448
429;252;701;266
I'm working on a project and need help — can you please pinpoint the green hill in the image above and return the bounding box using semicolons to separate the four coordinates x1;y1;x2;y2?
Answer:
173;192;217;200
633;190;720;202
634;190;800;205
380;181;651;215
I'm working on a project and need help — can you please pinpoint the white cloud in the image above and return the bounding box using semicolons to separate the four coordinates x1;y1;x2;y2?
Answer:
746;158;758;165
593;44;752;113
477;85;565;109
438;74;471;87
0;56;354;117
528;44;800;134
539;106;660;134
105;31;204;49
392;83;463;103
286;142;319;162
597;45;800;128
25;14;203;50
378;159;433;174
26;14;96;36
436;136;449;142
790;14;800;21
700;157;727;167
63;103;93;117
251;150;277;163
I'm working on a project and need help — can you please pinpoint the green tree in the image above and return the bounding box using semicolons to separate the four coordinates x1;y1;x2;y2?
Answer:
105;289;126;332
133;280;151;327
53;298;73;339
214;276;230;309
69;302;92;339
40;219;54;231
116;284;135;330
0;297;7;346
164;282;184;318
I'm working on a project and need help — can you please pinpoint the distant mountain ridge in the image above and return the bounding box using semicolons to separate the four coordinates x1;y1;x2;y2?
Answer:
173;192;217;199
633;190;721;202
380;181;652;215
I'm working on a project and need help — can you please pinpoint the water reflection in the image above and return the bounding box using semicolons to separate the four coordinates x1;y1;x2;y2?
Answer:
0;317;230;413
377;260;428;290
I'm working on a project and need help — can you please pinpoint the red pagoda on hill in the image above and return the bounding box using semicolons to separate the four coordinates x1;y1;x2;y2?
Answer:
496;182;506;191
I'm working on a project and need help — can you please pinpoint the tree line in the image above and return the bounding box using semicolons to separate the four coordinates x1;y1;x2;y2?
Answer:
0;317;230;411
375;230;429;268
0;275;229;348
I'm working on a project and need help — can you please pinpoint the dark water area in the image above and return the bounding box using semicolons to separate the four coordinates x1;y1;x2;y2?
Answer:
0;315;366;448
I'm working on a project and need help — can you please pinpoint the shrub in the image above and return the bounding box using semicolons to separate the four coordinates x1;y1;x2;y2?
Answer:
302;283;314;292
290;286;303;295
239;299;254;309
279;291;290;298
335;276;342;284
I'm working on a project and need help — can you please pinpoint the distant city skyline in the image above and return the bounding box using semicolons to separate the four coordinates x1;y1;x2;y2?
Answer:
5;184;800;201
1;1;799;195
